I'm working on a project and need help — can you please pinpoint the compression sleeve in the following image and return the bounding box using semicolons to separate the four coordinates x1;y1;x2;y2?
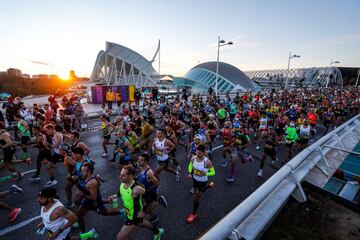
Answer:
188;161;193;174
206;167;215;177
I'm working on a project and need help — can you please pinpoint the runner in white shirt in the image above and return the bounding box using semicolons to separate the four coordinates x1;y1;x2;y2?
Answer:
38;187;98;240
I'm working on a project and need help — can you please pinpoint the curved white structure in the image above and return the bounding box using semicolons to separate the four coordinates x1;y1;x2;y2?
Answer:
245;67;344;88
90;42;159;87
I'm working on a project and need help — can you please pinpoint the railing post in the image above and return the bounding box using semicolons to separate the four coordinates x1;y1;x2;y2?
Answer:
290;170;307;203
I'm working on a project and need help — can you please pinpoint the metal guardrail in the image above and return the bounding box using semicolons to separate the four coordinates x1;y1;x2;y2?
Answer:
199;113;360;240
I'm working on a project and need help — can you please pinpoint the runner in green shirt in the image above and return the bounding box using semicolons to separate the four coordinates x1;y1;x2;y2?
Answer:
284;121;298;161
14;114;31;163
109;165;164;240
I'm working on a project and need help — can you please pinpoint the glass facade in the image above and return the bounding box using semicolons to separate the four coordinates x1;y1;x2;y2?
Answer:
178;68;235;93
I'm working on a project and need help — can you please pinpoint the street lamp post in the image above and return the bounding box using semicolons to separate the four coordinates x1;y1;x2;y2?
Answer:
356;68;360;87
215;36;233;96
285;51;300;89
326;58;340;88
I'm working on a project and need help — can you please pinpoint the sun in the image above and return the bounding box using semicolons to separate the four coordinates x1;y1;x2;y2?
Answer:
58;71;69;80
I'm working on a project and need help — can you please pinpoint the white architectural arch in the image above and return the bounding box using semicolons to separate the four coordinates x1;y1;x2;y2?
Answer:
90;42;159;88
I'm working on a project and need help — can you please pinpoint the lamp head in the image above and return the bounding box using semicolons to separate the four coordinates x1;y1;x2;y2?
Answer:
228;41;233;45
219;40;225;44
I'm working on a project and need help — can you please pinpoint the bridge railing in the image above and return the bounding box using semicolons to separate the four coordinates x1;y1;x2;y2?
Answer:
199;113;360;240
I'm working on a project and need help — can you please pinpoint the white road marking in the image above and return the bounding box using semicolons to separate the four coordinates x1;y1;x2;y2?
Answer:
22;169;36;175
0;215;41;236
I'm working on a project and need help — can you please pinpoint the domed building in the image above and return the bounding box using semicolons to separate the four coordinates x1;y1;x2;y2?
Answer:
173;61;260;94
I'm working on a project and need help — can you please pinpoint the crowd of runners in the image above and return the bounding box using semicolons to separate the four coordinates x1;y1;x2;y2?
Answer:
0;86;359;239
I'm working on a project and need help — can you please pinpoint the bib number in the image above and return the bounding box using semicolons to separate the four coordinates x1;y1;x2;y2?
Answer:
193;169;202;176
156;149;163;156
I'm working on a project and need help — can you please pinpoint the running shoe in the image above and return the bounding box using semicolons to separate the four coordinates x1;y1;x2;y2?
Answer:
186;213;197;223
89;228;99;240
221;161;227;167
175;171;181;181
102;153;109;158
256;146;260;150
257;169;263;177
29;174;41;181
225;176;235;182
159;195;168;208
176;165;182;172
9;208;21;223
149;215;159;224
271;158;278;165
248;155;254;163
189;187;195;195
208;181;215;189
153;228;164;240
45;180;58;187
10;184;23;194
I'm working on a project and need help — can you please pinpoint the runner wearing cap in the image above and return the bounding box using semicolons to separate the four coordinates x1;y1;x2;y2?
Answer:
38;187;99;240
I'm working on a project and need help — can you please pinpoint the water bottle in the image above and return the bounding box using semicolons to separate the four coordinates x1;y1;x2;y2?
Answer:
112;198;118;208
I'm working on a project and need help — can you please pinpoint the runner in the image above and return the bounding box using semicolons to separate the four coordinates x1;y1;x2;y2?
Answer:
100;114;115;157
44;124;64;187
221;121;233;167
284;121;298;161
14;114;32;162
0;121;23;176
165;125;181;178
138;154;168;223
69;131;91;157
297;120;314;151
186;145;215;223
37;187;99;240
76;162;119;233
257;126;278;177
207;114;218;152
65;147;91;208
225;123;253;182
111;129;134;170
29;125;52;181
108;165;164;240
152;129;179;181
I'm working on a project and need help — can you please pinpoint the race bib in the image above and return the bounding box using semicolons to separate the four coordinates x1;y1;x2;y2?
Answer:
235;139;242;145
285;139;292;144
265;144;273;149
193;169;202;176
156;149;163;156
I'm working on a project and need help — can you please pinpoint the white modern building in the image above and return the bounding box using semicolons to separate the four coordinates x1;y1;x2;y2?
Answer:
90;42;159;88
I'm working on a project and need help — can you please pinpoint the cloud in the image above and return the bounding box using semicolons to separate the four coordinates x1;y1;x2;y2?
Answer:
30;60;52;66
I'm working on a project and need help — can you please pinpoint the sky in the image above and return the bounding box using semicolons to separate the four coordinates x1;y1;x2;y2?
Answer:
0;0;359;78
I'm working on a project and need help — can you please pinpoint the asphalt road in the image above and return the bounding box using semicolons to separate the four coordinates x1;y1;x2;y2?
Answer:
0;124;329;240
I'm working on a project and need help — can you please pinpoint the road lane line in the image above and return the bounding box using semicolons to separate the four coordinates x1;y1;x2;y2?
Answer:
22;169;36;175
0;215;41;235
